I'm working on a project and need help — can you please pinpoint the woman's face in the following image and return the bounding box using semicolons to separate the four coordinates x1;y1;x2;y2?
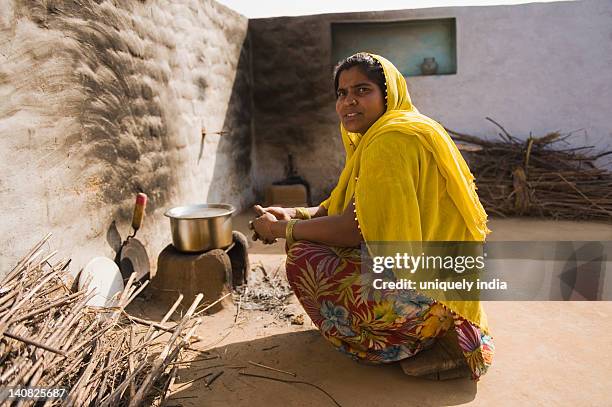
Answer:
335;66;386;135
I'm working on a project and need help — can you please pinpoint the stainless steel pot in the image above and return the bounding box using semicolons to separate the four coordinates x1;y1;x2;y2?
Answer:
164;203;235;253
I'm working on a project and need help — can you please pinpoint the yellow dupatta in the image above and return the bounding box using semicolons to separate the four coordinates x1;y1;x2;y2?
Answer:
322;53;492;333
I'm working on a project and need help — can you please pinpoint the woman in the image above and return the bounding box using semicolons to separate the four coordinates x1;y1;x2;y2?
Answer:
251;53;494;380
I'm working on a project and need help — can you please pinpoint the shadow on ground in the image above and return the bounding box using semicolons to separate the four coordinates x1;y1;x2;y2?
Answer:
166;330;477;407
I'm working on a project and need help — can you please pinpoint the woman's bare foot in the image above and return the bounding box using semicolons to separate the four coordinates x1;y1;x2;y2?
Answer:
400;328;470;380
421;365;472;380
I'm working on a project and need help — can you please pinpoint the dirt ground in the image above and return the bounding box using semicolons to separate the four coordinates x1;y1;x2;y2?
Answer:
131;212;612;407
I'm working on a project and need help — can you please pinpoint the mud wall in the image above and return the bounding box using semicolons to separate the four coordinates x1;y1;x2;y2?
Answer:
0;0;253;273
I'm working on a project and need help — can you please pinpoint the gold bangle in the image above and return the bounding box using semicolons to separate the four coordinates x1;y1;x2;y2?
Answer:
285;219;299;247
294;207;311;220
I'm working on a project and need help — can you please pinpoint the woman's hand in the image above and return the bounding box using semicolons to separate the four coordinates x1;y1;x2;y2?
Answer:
254;205;292;221
251;212;278;244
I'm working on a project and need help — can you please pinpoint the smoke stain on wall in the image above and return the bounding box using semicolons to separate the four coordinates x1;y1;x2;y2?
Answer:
21;0;178;214
207;38;253;206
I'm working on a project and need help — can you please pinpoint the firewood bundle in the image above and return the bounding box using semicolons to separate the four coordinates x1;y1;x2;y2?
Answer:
447;118;612;221
0;234;203;406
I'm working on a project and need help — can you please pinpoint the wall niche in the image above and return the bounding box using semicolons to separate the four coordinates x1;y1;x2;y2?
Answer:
331;18;457;76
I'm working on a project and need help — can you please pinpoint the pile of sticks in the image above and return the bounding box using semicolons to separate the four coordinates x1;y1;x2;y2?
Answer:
0;234;203;406
447;118;612;220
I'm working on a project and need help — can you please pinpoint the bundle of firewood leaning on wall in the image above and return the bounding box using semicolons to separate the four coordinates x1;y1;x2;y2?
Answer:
446;118;612;221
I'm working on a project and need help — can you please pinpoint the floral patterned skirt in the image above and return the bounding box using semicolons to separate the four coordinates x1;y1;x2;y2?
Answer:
285;241;494;380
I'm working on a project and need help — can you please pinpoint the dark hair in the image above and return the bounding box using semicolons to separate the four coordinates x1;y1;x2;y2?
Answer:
333;53;387;103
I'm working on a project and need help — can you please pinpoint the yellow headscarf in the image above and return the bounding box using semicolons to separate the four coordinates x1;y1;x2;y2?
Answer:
322;53;491;333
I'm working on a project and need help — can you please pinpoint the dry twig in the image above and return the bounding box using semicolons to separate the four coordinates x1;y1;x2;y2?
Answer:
239;371;342;407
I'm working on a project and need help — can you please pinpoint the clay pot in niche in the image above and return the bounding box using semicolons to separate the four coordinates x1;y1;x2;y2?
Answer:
420;57;438;75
